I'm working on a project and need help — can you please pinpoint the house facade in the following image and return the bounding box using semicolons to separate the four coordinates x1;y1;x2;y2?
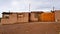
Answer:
1;12;29;24
1;10;60;24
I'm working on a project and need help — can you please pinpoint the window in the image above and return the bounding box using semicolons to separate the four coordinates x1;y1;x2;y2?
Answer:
18;13;24;18
4;14;9;19
35;13;38;18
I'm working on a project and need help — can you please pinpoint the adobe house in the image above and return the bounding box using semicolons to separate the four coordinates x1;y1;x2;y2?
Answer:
30;10;60;22
30;11;55;22
1;12;29;24
1;10;60;24
1;11;45;24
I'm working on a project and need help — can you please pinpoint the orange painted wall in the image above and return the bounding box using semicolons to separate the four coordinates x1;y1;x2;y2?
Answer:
39;12;55;22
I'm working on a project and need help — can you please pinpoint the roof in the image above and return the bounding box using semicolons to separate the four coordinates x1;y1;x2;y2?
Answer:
2;11;55;14
2;12;12;14
2;12;30;14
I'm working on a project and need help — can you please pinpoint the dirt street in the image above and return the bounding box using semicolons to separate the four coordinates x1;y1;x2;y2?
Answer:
0;22;60;34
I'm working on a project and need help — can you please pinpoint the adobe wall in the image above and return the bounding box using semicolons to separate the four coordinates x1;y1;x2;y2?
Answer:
1;13;17;24
1;10;60;24
1;13;29;24
39;13;55;22
17;13;29;23
8;13;17;23
55;10;60;23
30;13;38;22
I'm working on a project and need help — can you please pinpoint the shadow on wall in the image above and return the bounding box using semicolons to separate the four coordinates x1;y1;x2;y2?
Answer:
0;18;1;23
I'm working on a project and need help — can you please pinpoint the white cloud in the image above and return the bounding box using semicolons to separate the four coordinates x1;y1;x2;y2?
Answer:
11;1;19;6
0;0;54;11
0;0;60;17
0;0;60;11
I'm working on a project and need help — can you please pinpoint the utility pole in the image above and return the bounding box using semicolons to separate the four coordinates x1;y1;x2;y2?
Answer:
9;10;10;13
53;6;55;11
28;3;31;22
52;0;55;11
29;3;30;11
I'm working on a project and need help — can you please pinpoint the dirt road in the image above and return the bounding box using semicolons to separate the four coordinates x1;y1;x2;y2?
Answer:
0;22;60;34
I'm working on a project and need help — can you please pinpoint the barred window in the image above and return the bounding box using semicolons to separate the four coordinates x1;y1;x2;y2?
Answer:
35;13;38;18
3;14;9;19
18;13;24;18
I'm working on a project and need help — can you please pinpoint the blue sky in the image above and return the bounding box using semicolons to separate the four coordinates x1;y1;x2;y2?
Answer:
0;0;60;17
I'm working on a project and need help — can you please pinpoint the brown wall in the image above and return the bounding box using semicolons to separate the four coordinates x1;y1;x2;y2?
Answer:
1;13;17;24
30;13;38;22
9;13;17;23
1;13;29;24
39;12;55;22
55;10;60;23
17;13;29;23
1;10;60;24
